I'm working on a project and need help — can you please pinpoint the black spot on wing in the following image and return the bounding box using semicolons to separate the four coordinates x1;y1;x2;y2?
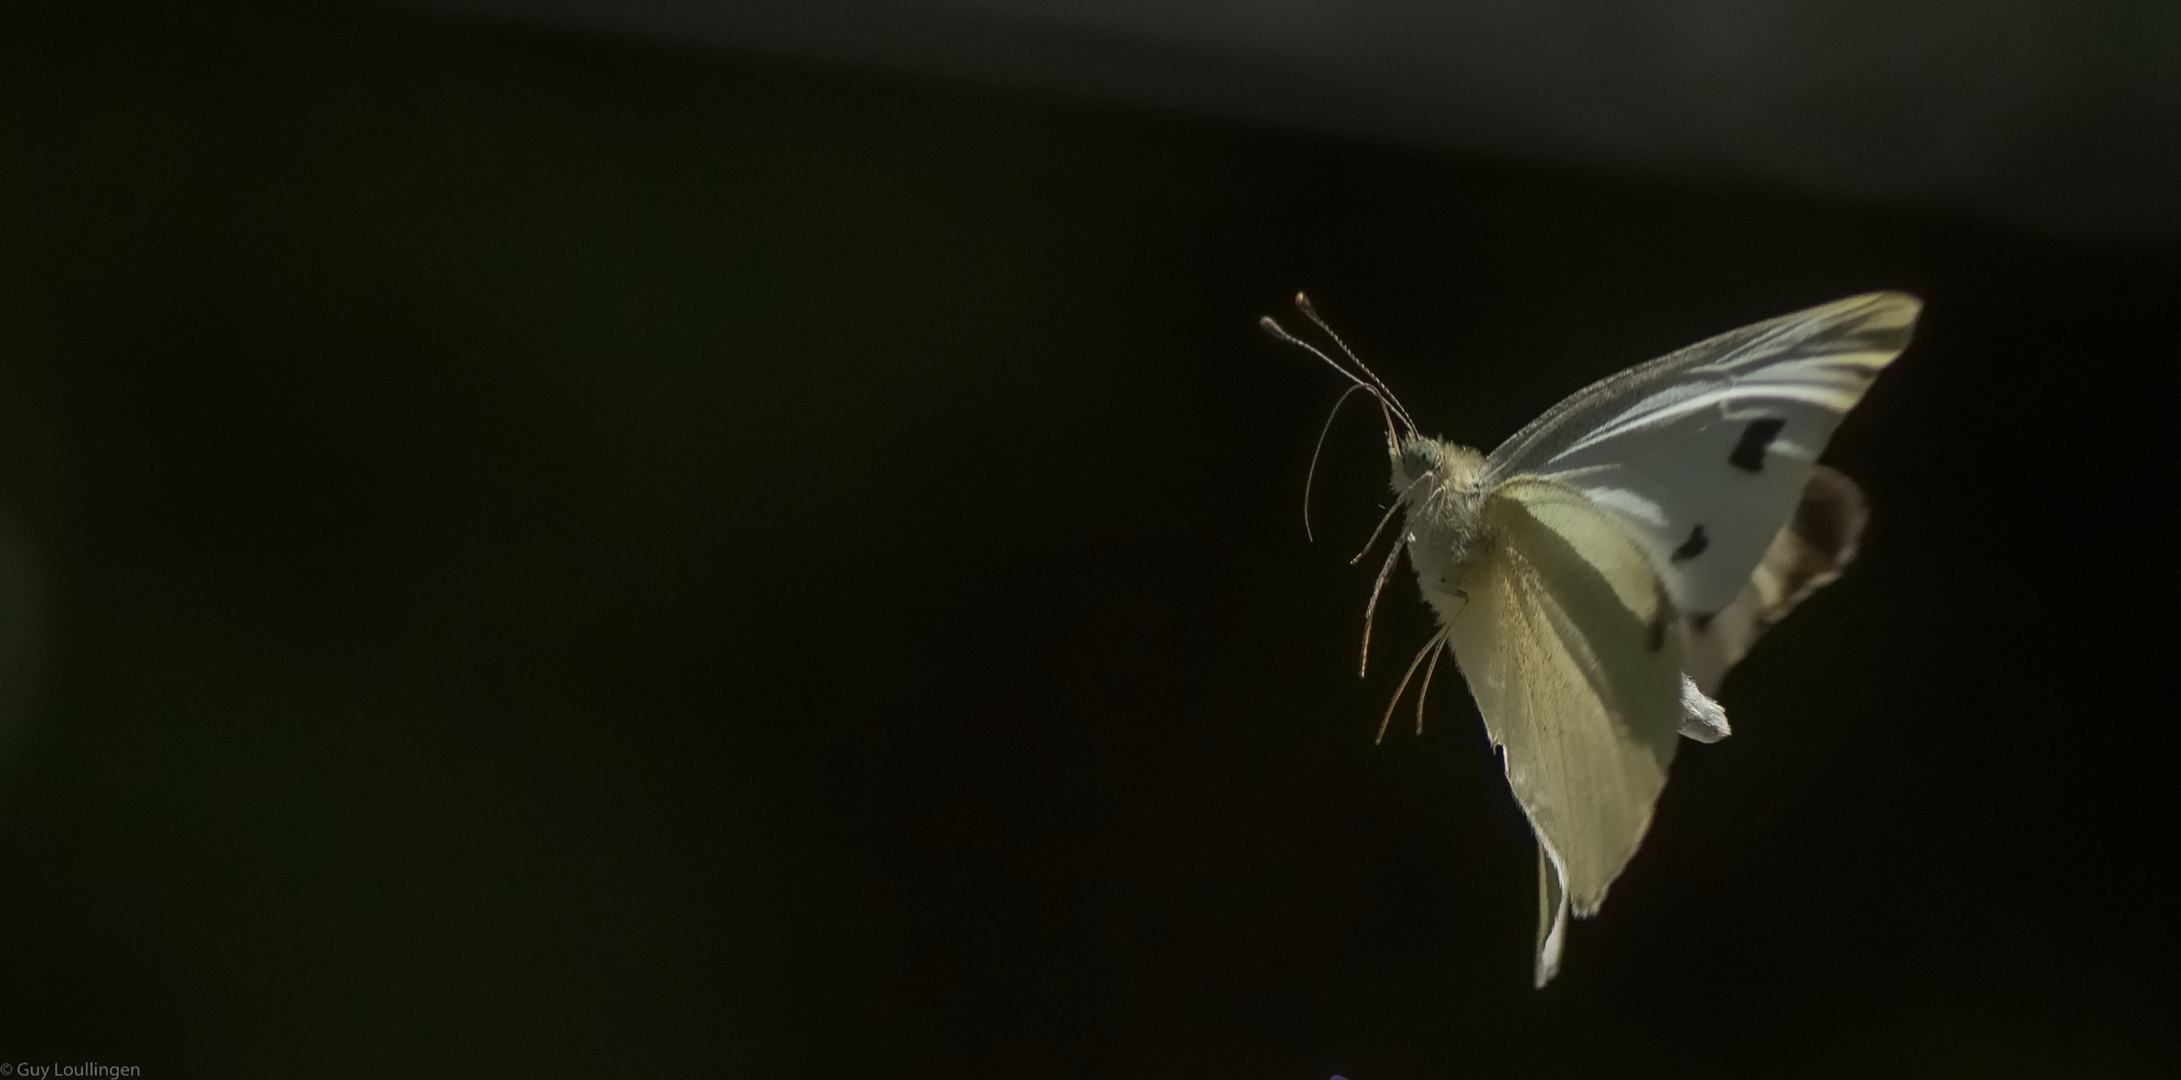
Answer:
1647;610;1668;652
1670;524;1710;563
1689;612;1715;634
1729;418;1787;473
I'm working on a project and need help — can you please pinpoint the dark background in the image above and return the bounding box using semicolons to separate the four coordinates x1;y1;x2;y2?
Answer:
2;2;2175;1076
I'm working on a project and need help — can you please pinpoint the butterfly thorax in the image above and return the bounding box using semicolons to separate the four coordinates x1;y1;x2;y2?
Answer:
1391;436;1488;622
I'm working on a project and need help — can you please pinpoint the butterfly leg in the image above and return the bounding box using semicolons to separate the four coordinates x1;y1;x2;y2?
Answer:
1374;628;1449;744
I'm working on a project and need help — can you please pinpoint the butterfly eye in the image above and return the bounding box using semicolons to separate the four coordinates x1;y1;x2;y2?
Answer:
1398;440;1441;481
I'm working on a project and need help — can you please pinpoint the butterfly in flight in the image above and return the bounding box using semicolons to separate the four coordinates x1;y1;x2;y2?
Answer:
1263;292;1920;985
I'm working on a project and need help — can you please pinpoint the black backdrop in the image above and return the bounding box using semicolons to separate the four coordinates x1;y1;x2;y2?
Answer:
2;2;2176;1076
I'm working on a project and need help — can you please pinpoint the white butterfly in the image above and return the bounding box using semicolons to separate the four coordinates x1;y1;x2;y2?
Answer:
1264;292;1920;986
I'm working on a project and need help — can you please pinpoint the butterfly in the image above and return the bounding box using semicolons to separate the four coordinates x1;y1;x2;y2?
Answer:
1263;292;1920;986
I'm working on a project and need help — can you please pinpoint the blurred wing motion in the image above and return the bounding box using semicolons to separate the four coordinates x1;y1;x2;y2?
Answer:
1444;478;1685;986
1487;292;1918;630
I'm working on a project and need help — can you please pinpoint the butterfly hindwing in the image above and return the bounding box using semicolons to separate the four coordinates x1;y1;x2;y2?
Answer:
1444;477;1685;985
1485;293;1918;617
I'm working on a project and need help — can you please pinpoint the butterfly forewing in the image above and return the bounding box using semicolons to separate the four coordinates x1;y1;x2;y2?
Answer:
1484;293;1918;616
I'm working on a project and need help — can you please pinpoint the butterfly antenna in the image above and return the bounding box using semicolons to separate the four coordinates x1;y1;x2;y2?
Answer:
1294;293;1417;437
1302;383;1371;542
1375;627;1449;744
1358;534;1407;677
1261;314;1404;449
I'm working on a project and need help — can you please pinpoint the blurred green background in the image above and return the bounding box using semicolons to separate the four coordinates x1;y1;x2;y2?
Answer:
2;1;2175;1076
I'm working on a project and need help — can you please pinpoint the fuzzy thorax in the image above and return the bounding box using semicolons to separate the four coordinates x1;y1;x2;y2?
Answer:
1391;436;1488;625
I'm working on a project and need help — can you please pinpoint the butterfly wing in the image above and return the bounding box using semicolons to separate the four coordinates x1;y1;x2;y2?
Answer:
1484;293;1918;627
1445;477;1685;985
1684;465;1869;693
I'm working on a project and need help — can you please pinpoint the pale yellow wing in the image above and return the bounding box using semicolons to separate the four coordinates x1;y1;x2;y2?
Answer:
1445;477;1685;985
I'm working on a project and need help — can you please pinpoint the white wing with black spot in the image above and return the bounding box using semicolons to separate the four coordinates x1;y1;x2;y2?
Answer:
1484;293;1919;620
1683;465;1870;694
